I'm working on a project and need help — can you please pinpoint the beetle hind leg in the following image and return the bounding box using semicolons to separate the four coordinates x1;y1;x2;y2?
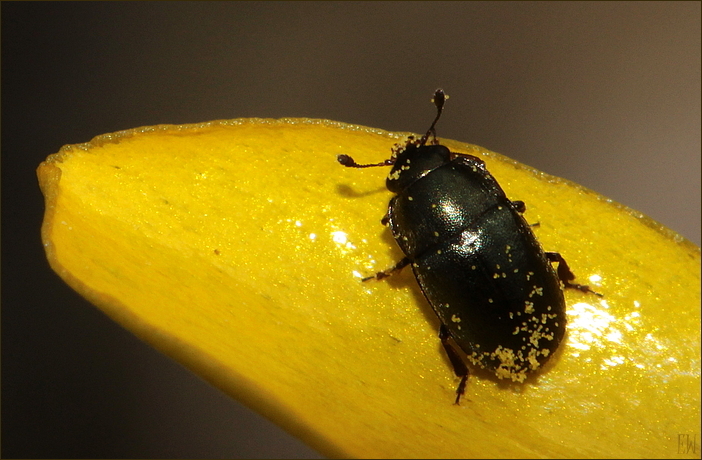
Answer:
546;252;603;296
439;325;469;404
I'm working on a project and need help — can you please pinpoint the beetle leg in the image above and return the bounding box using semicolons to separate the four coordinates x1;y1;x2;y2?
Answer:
361;257;410;282
439;325;469;405
511;200;526;213
545;252;603;296
510;200;541;226
380;212;390;226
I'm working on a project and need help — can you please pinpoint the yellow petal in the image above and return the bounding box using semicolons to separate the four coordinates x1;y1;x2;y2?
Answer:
38;119;700;458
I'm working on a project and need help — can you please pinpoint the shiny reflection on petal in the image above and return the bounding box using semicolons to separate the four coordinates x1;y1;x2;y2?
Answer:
603;355;625;367
566;301;616;353
604;329;623;344
330;230;357;254
331;231;348;245
566;298;658;371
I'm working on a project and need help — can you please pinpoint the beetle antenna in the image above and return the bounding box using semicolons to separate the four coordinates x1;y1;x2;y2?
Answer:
420;88;447;146
337;154;394;168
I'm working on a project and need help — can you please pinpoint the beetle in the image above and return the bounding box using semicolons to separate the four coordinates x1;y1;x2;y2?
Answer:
338;89;600;404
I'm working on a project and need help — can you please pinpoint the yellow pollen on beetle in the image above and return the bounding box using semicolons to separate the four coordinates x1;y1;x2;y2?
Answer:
524;301;534;314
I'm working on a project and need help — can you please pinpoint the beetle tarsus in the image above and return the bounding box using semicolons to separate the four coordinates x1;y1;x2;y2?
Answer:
454;375;468;405
361;257;411;282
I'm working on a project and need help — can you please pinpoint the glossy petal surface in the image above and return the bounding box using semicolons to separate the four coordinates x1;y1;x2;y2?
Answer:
38;119;700;458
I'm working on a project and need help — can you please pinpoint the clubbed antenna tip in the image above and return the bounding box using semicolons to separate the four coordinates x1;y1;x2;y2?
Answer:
421;88;448;145
432;88;446;110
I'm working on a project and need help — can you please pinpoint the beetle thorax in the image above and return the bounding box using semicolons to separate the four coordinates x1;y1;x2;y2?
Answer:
386;144;452;193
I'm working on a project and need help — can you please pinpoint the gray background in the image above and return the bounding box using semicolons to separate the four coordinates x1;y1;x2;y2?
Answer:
3;2;699;458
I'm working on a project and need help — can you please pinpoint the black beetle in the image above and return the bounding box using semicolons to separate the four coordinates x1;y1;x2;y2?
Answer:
338;89;600;404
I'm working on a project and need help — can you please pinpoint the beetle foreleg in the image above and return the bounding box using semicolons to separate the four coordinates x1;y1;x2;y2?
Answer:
361;257;411;282
380;212;390;226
